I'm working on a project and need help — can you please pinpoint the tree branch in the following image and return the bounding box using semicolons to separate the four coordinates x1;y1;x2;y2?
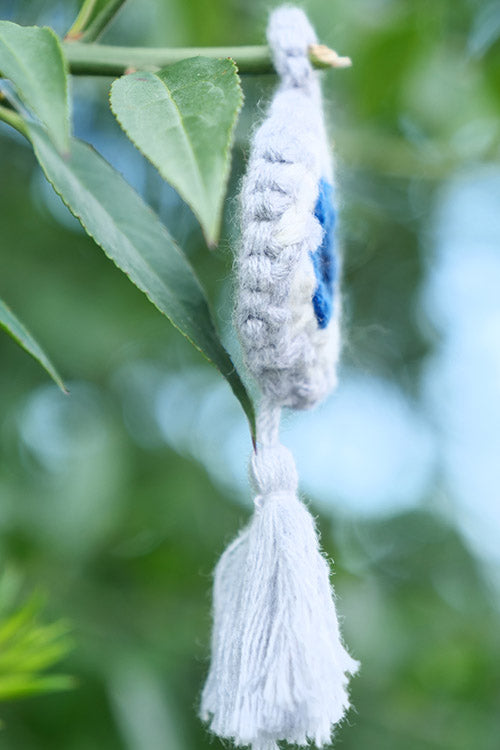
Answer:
62;42;351;76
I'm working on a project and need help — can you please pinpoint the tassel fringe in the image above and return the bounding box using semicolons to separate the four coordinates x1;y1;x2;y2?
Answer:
201;414;358;748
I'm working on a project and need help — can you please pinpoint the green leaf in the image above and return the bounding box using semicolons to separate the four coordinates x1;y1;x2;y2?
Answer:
0;596;40;648
0;590;74;704
0;673;75;700
28;123;255;438
0;636;72;673
0;298;67;394
110;57;243;247
0;21;69;153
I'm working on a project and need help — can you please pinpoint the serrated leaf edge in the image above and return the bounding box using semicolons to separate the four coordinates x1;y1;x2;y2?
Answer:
109;56;244;247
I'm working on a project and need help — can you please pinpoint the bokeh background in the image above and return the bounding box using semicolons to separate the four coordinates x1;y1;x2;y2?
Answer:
1;0;500;747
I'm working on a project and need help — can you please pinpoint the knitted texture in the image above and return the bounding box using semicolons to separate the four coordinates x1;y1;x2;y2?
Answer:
236;6;341;410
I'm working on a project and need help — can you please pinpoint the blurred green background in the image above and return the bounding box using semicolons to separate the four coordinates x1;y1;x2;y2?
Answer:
1;0;500;748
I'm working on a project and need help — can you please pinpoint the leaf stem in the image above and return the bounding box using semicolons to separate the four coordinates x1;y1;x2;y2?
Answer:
62;42;350;76
66;0;128;42
0;104;28;138
66;0;99;38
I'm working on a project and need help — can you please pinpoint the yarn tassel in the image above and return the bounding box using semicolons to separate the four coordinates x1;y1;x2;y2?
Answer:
201;404;358;748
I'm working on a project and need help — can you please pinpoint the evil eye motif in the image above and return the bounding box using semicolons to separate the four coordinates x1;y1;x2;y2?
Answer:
310;178;336;329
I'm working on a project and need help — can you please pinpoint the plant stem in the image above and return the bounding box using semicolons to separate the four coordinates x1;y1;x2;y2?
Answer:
67;0;99;38
0;104;28;138
66;0;128;42
62;42;340;76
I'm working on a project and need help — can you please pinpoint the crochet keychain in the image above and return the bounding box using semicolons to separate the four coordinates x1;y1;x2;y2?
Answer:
201;7;358;749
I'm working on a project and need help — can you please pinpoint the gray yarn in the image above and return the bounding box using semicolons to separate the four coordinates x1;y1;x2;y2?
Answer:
236;6;340;410
200;403;358;748
200;8;358;749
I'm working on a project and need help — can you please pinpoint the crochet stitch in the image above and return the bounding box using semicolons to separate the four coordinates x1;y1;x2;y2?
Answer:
235;8;341;410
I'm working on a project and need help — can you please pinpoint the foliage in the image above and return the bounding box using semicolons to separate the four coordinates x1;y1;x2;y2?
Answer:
0;11;254;436
0;575;73;713
110;57;243;246
0;299;66;394
0;21;69;152
28;122;254;430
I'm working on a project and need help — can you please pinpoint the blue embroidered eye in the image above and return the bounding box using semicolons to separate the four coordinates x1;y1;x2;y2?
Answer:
310;178;336;329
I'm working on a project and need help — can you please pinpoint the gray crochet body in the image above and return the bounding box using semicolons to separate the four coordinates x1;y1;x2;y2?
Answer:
236;8;340;410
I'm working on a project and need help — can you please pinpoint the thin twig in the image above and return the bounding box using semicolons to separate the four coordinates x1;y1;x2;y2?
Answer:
0;104;28;137
62;42;352;76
